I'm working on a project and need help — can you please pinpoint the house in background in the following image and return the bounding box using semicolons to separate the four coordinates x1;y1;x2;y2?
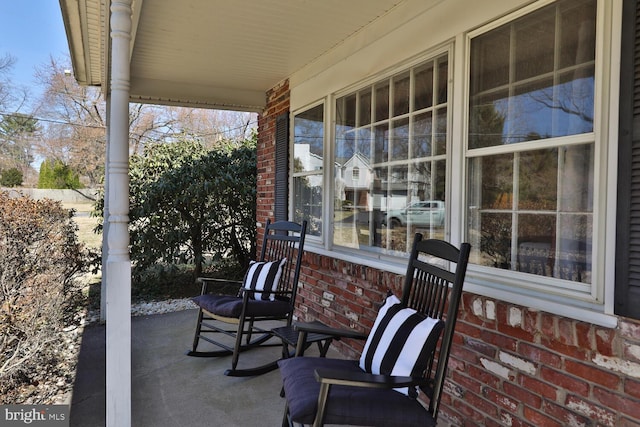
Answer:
60;0;640;425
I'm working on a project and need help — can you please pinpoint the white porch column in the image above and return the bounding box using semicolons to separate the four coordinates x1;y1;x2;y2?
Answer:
101;93;110;322
106;1;132;427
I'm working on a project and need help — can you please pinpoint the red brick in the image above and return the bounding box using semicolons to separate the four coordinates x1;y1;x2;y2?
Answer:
518;342;562;369
452;397;491;424
465;363;503;389
625;378;640;400
480;329;518;352
575;322;592;349
481;386;519;413
520;375;557;400
594;326;616;356
593;386;640;420
540;366;589;396
523;406;562;427
451;370;482;395
564;359;620;388
503;381;543;409
464;336;497;358
496;321;535;342
541;401;591;427
457;321;483;339
565;394;617;426
541;336;589;360
620;318;640;341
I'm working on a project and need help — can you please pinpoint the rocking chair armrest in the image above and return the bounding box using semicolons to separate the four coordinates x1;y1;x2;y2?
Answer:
196;277;243;295
294;322;368;341
314;368;428;390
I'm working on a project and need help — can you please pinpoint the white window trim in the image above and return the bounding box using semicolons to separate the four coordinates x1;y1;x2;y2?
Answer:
452;0;621;326
290;0;622;327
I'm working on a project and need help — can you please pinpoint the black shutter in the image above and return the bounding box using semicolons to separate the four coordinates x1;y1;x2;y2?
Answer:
274;112;290;222
615;0;640;319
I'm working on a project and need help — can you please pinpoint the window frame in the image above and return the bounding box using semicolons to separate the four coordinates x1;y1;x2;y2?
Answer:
327;46;453;258
286;0;621;325
290;100;327;241
457;0;618;318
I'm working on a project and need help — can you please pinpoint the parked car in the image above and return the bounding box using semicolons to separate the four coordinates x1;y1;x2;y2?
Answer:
383;200;445;228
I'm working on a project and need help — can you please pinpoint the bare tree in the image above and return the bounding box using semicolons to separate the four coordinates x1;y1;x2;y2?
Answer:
32;57;257;187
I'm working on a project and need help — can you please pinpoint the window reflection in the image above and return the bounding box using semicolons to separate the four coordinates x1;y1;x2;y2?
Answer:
293;104;324;236
467;0;596;285
469;0;596;148
334;53;449;254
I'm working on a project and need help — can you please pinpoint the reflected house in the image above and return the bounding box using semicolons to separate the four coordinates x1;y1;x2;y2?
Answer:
60;1;640;426
337;151;372;210
336;151;434;213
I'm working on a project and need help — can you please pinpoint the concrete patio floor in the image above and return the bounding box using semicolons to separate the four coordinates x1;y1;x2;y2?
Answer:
69;308;309;427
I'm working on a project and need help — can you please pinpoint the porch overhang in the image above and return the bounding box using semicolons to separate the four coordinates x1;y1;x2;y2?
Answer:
59;0;414;113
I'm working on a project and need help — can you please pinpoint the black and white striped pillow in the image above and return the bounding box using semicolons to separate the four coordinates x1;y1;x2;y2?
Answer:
243;259;287;301
359;294;443;396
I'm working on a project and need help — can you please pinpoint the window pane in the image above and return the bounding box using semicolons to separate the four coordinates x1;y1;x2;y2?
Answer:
469;0;596;148
391;118;409;161
393;72;410;117
471;212;513;269
375;82;390;121
415;63;434;111
514;5;556;82
437;56;448;105
434;107;447;155
294;105;324;173
468;154;514;210
518;149;558;211
517;214;556;275
469;90;508;149
557;213;592;283
434;159;446;202
293;175;323;236
555;68;594;135
470;26;510;93
412;112;432;158
559;0;596;68
559;143;593;212
333;54;449;255
293;104;324;237
359;89;372;126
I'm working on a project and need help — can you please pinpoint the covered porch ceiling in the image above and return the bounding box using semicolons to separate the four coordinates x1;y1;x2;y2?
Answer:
59;0;411;113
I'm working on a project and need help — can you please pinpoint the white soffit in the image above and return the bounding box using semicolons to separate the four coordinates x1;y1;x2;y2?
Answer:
129;0;406;111
62;0;408;112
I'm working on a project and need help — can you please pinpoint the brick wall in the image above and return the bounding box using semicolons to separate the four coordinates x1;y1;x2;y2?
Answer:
256;79;289;242
259;79;640;426
292;249;640;426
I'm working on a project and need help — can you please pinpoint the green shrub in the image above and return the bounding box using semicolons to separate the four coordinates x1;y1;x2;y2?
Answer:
0;191;87;402
38;159;83;189
0;168;23;187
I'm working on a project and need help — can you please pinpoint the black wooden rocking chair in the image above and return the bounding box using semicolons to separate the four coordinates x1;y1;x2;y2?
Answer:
278;234;470;427
187;219;307;376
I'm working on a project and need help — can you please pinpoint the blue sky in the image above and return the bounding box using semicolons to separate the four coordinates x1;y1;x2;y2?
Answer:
0;1;69;91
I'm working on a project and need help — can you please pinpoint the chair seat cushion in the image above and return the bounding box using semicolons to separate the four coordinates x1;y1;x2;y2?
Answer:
278;357;436;427
192;294;292;318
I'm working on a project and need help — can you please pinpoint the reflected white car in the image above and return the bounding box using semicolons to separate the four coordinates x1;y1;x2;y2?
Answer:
383;201;445;228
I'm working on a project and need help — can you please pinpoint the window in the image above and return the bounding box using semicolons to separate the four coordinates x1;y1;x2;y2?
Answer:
467;0;597;292
287;0;613;313
293;104;324;236
352;167;360;183
333;53;449;254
